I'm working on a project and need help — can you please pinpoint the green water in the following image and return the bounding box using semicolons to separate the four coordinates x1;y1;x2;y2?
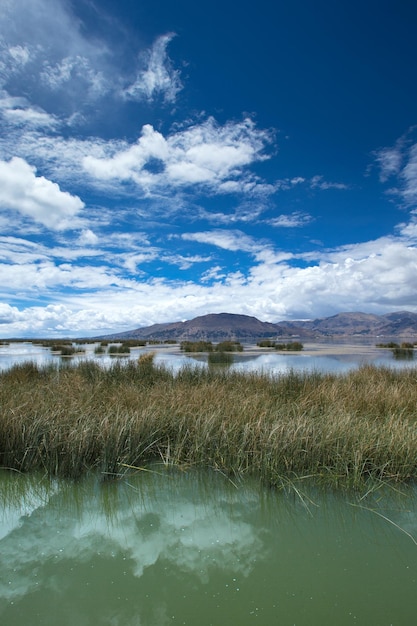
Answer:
0;469;416;625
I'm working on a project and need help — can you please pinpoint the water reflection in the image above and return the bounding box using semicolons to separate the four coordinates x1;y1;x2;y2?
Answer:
1;469;417;625
1;340;416;375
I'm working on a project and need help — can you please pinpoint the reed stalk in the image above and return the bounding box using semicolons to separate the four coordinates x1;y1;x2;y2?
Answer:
1;360;417;486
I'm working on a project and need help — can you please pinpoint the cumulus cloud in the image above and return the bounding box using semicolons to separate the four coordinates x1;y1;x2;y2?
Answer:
0;157;85;230
0;115;273;204
0;302;22;324
77;229;98;246
83;117;273;194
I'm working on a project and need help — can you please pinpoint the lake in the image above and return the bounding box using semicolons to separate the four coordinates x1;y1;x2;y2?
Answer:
1;468;416;625
1;340;417;624
0;340;416;375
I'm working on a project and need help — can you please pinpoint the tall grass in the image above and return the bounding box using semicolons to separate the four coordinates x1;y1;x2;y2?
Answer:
1;359;417;487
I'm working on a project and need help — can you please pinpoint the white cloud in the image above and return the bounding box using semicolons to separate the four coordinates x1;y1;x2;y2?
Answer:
1;234;417;337
0;302;22;324
165;253;213;270
83;117;273;194
0;157;85;230
3;224;416;337
8;45;30;66
374;146;403;182
0;94;59;129
309;175;348;191
401;144;417;204
77;229;98;246
181;229;261;253
124;33;182;103
0;236;49;264
40;55;107;99
0;260;136;295
0;0;110;99
0;1;183;116
373;131;417;205
266;211;312;228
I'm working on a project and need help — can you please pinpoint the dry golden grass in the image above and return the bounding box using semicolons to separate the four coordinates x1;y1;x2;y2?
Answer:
1;359;417;486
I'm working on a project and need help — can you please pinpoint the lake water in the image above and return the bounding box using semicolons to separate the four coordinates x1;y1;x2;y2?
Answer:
2;342;417;624
1;469;416;625
0;341;415;375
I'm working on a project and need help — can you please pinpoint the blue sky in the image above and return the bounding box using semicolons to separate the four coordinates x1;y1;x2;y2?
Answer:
1;0;417;337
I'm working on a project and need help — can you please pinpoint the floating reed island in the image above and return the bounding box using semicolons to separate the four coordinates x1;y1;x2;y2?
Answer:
1;353;417;487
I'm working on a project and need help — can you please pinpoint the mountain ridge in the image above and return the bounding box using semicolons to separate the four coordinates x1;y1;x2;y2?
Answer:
98;311;417;341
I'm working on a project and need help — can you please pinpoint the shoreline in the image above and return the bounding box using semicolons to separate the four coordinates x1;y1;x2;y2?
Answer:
143;340;393;359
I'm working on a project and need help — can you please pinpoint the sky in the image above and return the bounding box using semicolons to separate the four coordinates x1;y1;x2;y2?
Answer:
1;0;417;337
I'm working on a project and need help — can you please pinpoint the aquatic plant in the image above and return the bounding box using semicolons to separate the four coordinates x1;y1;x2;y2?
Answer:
51;344;79;356
108;343;131;355
1;361;417;486
180;341;214;352
208;351;234;365
392;347;414;360
215;341;243;352
274;342;303;351
376;342;415;360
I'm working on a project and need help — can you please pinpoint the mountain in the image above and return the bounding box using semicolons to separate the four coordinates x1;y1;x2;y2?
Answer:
281;312;383;336
285;311;417;337
101;313;300;341
98;310;417;341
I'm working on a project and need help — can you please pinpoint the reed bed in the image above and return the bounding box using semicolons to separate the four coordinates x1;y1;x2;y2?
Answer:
1;356;417;487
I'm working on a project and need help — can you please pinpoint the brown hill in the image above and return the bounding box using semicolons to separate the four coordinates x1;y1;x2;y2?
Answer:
285;311;417;337
100;311;417;341
102;313;302;341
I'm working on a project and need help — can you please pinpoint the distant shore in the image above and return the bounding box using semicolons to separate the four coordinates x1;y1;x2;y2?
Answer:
141;340;392;359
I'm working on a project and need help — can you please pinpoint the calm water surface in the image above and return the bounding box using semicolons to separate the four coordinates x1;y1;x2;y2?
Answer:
0;341;415;374
0;469;416;625
1;344;417;623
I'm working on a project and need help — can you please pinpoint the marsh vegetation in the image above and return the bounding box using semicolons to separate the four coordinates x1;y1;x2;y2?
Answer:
376;341;415;360
1;353;417;487
180;340;243;352
257;340;303;351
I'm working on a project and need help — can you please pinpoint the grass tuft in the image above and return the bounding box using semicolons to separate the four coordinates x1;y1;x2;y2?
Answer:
1;361;417;486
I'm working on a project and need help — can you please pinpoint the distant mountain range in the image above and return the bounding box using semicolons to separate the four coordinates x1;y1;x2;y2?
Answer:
100;311;417;341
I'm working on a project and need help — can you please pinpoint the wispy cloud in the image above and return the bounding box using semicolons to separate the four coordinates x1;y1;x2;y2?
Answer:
266;211;312;228
0;0;183;119
374;146;403;182
123;33;182;103
309;175;349;191
275;175;348;192
180;229;261;254
0;0;111;106
373;128;417;205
